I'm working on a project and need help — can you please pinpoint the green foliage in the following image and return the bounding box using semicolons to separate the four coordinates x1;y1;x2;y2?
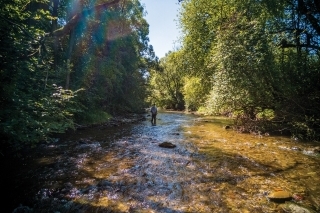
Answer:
1;84;80;150
272;49;320;140
256;109;275;120
76;110;112;125
0;0;155;152
69;0;152;114
0;0;58;151
182;77;206;111
147;51;185;110
176;0;320;140
208;17;276;116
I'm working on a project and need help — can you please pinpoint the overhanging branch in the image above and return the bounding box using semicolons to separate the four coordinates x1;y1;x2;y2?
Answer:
50;0;120;37
281;43;320;50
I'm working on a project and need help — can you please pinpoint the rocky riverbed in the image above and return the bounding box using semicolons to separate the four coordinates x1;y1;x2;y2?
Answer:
4;112;320;213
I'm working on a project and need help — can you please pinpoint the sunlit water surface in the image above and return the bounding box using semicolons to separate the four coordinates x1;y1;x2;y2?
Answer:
9;112;320;212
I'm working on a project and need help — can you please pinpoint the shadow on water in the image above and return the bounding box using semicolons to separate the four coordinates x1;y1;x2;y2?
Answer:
5;111;320;212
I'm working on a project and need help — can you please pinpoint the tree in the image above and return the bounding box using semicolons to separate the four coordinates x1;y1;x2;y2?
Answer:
147;51;185;110
182;76;205;111
0;0;155;152
0;0;78;151
178;0;320;139
69;0;152;115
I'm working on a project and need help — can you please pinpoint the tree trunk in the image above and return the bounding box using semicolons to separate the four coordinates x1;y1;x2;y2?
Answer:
65;29;76;90
51;0;59;71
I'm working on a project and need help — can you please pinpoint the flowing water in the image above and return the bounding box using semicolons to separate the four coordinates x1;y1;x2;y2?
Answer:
7;112;320;212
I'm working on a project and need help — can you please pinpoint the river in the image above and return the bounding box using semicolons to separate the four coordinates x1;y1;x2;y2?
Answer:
6;111;320;212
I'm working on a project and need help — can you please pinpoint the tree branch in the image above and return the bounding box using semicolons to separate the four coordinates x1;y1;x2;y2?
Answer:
50;0;121;37
0;14;39;41
298;0;320;36
281;43;320;50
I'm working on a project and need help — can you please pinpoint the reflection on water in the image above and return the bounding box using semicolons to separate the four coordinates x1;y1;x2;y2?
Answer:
9;112;320;212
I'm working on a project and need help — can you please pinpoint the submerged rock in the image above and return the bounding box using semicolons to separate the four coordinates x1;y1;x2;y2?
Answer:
224;125;232;130
279;202;316;213
267;190;292;202
159;142;176;148
12;205;33;213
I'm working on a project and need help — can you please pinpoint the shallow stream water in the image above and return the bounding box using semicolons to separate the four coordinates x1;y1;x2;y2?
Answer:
7;112;320;212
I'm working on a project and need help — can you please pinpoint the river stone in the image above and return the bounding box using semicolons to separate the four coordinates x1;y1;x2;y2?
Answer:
267;190;292;201
13;205;33;213
159;142;176;148
224;125;232;130
312;146;320;153
279;202;316;213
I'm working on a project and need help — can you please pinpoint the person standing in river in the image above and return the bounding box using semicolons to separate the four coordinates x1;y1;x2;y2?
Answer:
150;104;157;125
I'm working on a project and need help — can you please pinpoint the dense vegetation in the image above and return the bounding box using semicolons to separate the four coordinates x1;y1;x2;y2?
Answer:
148;0;320;140
1;0;319;153
0;0;155;152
